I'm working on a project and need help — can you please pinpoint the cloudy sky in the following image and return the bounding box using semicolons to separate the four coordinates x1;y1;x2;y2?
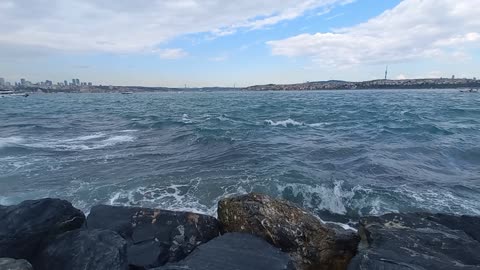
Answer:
1;0;479;87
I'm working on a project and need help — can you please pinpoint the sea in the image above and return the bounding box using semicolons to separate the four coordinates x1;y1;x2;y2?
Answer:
1;90;479;224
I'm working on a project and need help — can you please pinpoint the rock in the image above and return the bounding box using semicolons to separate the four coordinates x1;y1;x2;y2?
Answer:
87;205;220;268
0;199;86;260
0;258;33;270
154;233;295;270
35;229;128;270
217;193;360;270
348;213;480;270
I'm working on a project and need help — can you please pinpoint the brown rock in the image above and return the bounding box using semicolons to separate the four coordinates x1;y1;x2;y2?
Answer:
218;193;359;270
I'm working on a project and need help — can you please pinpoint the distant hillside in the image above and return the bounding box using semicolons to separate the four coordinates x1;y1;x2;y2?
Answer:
245;78;480;91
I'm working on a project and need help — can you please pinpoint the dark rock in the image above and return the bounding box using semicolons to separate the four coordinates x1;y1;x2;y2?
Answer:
154;233;295;270
217;193;360;270
0;199;86;260
348;213;480;270
87;205;220;268
0;258;33;270
35;229;128;270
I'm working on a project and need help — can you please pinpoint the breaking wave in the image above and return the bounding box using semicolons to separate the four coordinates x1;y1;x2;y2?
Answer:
264;119;326;128
0;133;135;151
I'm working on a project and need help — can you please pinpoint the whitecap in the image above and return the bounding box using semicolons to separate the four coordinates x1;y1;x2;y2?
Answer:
17;134;135;151
0;136;24;149
182;114;193;124
264;119;327;128
265;119;304;127
64;133;106;142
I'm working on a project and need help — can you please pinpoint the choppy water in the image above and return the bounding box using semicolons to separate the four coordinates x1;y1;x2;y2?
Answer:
1;90;479;222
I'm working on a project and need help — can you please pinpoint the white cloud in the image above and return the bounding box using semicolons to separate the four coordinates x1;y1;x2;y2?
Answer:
267;0;480;67
154;48;188;59
0;0;351;54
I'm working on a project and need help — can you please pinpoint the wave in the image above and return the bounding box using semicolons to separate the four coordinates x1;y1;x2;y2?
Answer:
0;136;25;149
181;114;193;124
275;180;480;218
0;133;135;152
107;178;219;215
264;119;326;128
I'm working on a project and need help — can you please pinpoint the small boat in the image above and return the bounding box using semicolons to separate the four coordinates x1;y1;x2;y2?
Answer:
0;90;29;97
121;92;133;95
460;89;478;93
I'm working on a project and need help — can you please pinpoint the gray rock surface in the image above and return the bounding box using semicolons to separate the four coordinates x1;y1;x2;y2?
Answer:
0;199;85;260
348;213;480;270
0;258;33;270
35;229;128;270
154;233;295;270
218;193;359;270
87;205;220;268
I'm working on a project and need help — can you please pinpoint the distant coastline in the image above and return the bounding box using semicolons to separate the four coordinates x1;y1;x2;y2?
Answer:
2;78;480;93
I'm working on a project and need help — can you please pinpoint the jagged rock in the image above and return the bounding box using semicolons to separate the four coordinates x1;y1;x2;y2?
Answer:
154;233;295;270
35;229;128;270
348;213;480;270
217;193;360;270
0;199;86;260
87;205;220;268
0;258;33;270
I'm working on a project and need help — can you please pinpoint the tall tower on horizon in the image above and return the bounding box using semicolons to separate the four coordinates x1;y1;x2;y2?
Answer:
385;66;388;80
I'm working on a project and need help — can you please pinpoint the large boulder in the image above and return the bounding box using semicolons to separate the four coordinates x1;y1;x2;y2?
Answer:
348;213;480;270
218;193;360;270
87;205;220;268
0;258;33;270
35;229;128;270
154;233;295;270
0;199;86;260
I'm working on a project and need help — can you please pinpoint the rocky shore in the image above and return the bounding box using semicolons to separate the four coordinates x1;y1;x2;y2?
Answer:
1;193;479;270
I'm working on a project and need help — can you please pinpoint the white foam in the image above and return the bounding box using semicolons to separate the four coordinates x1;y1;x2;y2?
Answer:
0;136;24;149
107;178;217;215
277;181;354;215
394;185;480;216
265;119;304;127
9;133;135;151
66;133;106;142
100;135;135;146
182;114;193;124
264;119;327;128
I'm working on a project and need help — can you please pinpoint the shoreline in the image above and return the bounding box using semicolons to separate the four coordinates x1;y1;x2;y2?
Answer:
1;193;479;270
2;78;480;93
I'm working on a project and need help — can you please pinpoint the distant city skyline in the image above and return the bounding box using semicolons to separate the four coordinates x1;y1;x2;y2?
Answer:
1;0;479;87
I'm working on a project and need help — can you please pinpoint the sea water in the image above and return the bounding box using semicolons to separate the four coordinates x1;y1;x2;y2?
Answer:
1;90;479;223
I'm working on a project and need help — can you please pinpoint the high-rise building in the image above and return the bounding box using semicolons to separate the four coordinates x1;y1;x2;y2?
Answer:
72;79;76;85
75;79;80;85
0;77;5;86
20;78;26;85
64;80;68;86
88;82;92;86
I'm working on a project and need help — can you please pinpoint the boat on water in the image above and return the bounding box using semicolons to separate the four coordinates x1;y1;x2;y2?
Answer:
121;92;133;95
459;88;479;93
0;90;29;97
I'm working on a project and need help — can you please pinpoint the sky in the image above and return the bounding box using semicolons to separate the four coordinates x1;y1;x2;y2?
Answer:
0;0;479;87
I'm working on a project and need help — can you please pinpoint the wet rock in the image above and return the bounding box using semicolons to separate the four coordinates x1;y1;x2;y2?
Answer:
87;205;220;268
0;199;86;260
35;229;128;270
348;213;480;270
218;193;360;270
154;233;295;270
0;258;33;270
